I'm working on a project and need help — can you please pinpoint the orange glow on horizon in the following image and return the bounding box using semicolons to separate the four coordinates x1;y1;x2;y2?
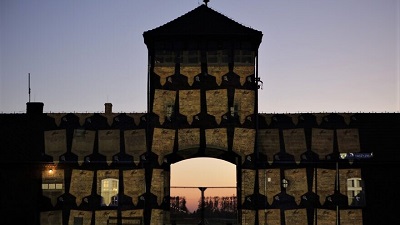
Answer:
170;157;236;212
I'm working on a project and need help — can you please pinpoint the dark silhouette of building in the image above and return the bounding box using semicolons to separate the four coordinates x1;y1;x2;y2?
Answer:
1;2;399;225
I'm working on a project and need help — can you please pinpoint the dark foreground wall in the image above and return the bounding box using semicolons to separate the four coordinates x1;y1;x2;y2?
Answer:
0;111;399;225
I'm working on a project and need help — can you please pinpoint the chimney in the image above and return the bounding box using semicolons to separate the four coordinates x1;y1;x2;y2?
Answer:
26;102;44;115
105;103;113;114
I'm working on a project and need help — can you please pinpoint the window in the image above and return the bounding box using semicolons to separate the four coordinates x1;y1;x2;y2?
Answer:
207;50;229;65
347;178;363;205
180;51;200;65
234;50;255;65
42;183;63;190
155;50;175;65
101;178;119;206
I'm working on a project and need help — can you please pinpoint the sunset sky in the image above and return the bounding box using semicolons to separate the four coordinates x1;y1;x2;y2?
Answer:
1;0;399;213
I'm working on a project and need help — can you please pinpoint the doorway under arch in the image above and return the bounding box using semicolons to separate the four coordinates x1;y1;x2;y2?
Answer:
170;157;238;225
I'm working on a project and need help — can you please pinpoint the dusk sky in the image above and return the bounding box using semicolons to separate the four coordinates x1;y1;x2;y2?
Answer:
1;0;399;212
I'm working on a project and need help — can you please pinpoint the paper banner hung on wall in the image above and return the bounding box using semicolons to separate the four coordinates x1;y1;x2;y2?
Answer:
258;129;280;164
124;129;147;164
97;170;119;206
311;128;334;160
154;66;175;86
233;89;255;124
208;65;229;86
123;170;145;206
71;129;95;165
313;169;336;205
69;170;94;206
42;168;64;206
284;209;308;225
205;128;228;151
284;168;308;205
340;209;363;225
152;128;175;165
336;129;361;153
44;129;67;164
40;210;62;225
241;169;256;204
98;130;120;165
68;210;92;225
339;169;362;205
121;210;144;224
232;128;255;163
315;209;336;225
153;89;176;125
233;65;255;86
151;169;169;206
241;210;256;225
95;210;117;225
259;209;280;225
151;209;167;225
259;169;281;205
180;66;201;86
179;90;201;124
206;89;228;124
283;128;307;163
178;128;200;151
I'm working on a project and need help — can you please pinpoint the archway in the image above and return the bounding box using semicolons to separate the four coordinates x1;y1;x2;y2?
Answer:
170;157;238;225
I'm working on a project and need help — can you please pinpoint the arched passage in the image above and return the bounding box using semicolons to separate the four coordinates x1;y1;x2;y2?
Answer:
170;157;238;224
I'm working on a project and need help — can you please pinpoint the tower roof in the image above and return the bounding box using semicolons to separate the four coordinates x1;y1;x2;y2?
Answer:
143;4;263;48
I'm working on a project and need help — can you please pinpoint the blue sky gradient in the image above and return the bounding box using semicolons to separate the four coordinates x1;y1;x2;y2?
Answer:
1;0;399;113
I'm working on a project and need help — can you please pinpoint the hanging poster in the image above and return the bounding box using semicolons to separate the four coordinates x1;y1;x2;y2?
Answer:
313;169;336;205
44;129;67;163
179;90;201;124
68;210;92;225
284;209;308;225
40;210;62;225
208;65;229;86
152;89;176;124
233;89;255;124
95;210;117;225
97;170;119;206
180;66;201;86
258;209;280;225
315;209;336;225
123;169;146;206
258;129;280;164
124;129;147;164
121;210;144;224
241;210;256;225
311;128;334;159
98;130;120;165
340;209;363;225
42;168;64;206
206;89;228;124
178;128;200;153
233;128;256;163
150;209;166;225
336;129;361;153
242;169;256;204
259;169;281;205
151;169;169;206
233;65;254;86
205;128;228;151
284;168;308;205
154;66;175;86
152;128;175;165
71;129;95;165
339;169;362;205
69;170;94;206
283;128;307;163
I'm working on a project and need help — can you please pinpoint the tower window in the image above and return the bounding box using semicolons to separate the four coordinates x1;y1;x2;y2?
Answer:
155;50;175;65
207;50;229;65
234;50;255;65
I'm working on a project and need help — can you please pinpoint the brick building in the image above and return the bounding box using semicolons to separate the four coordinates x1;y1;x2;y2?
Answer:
1;2;399;225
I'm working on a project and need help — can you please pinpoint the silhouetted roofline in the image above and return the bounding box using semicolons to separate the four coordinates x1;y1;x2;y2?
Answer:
143;4;263;48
